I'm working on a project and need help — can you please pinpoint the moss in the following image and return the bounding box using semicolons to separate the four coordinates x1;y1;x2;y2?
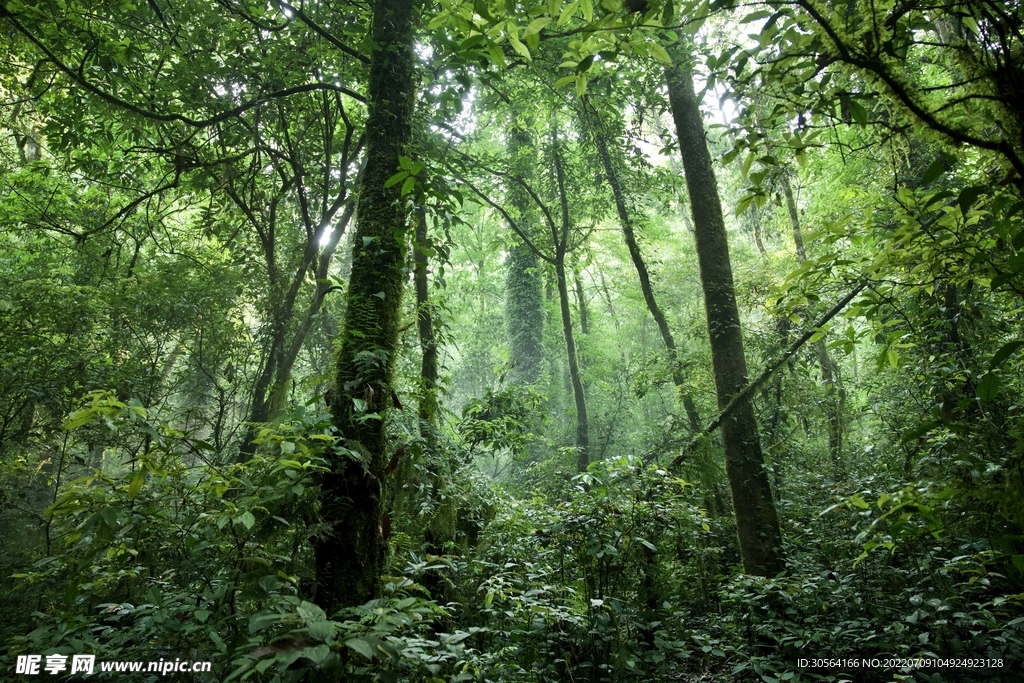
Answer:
314;0;416;613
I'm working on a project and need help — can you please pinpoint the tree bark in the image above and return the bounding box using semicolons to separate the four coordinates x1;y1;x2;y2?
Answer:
414;203;456;564
574;269;589;335
556;259;589;472
780;171;806;262
665;46;784;576
414;205;439;431
750;205;767;255
314;0;414;613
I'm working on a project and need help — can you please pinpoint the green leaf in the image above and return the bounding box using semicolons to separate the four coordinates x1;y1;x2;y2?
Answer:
346;638;375;661
990;340;1024;370
100;506;118;532
576;73;588;97
558;1;579;26
126;470;145;499
848;99;868;126
401;176;416;196
649;42;671;64
958;185;985;216
427;10;449;30
686;0;708;33
488;42;505;67
194;609;210;623
238;511;256;529
741;10;772;23
65;410;95;430
921;154;949;185
977;371;1001;401
508;34;531;61
384;171;409;188
523;17;550;37
249;612;279;634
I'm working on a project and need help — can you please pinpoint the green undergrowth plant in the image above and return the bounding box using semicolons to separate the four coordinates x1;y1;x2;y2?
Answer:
227;572;490;683
435;455;727;682
669;478;1024;683
3;392;334;680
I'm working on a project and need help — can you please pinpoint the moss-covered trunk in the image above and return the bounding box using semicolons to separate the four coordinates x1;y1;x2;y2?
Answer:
665;47;783;576
314;0;414;613
506;127;545;385
414;206;439;431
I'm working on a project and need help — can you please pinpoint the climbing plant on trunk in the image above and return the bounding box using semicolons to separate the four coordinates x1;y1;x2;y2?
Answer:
506;123;546;385
314;0;416;612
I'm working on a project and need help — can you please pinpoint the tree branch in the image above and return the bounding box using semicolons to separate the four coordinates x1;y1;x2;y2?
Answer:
76;170;181;241
277;0;371;65
669;281;867;470
3;11;365;129
450;168;556;265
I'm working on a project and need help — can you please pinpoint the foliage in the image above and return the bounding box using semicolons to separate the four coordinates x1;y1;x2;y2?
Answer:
3;0;1024;680
2;394;331;679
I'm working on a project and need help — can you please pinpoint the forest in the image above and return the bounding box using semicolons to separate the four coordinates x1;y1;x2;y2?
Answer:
1;0;1023;681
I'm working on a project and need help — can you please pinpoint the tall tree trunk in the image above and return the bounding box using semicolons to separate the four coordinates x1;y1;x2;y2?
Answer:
267;203;356;413
506;128;546;384
589;113;701;432
314;0;414;612
414;205;439;431
556;259;589;472
574;269;589;335
782;169;845;475
666;47;784;576
551;129;590;472
414;204;455;565
750;205;767;255
237;205;355;462
780;171;806;262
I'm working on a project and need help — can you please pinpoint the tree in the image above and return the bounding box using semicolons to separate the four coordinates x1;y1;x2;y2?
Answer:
454;110;593;472
505;119;546;385
314;0;416;611
665;39;784;576
583;97;702;432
